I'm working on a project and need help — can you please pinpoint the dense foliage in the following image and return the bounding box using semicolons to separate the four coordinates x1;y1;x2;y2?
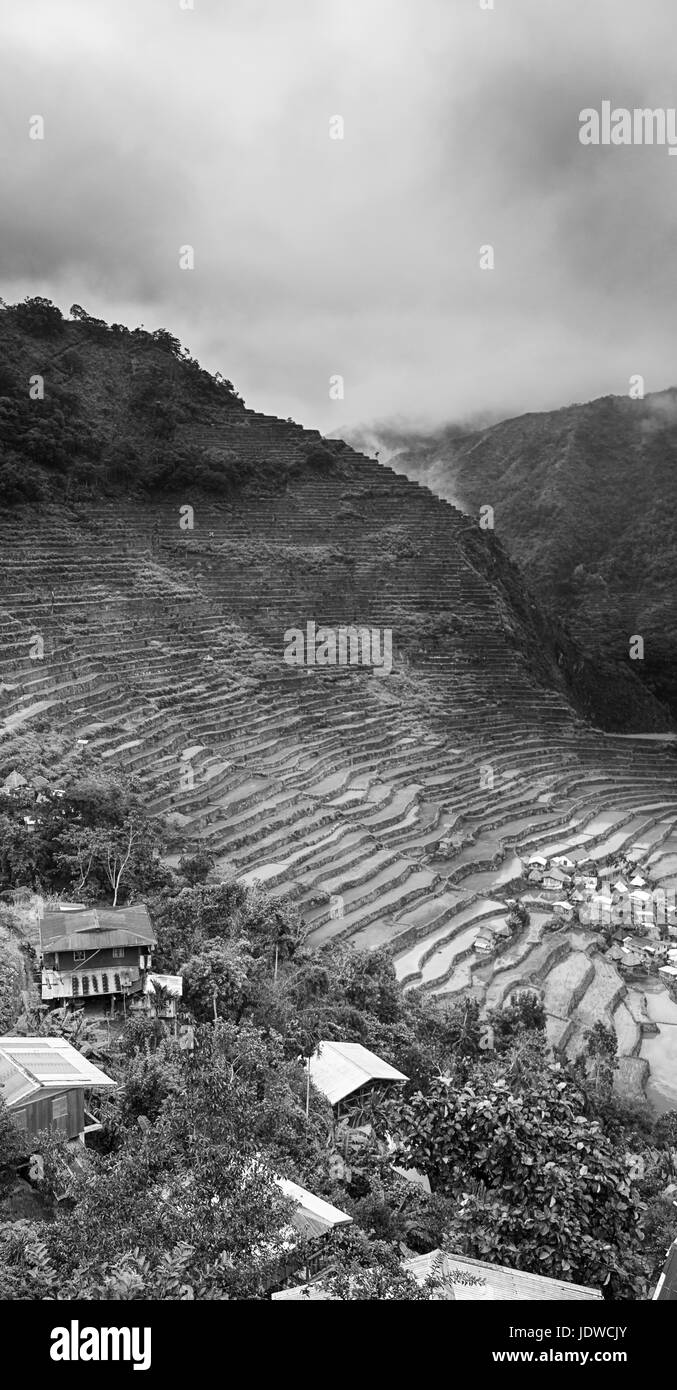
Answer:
0;774;165;903
0;820;675;1298
382;396;677;720
0;297;261;503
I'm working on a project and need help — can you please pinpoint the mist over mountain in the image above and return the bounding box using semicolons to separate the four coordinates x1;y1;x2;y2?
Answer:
350;390;677;718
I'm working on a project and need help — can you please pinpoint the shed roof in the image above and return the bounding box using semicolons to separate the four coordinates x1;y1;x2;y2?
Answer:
0;1036;116;1107
307;1041;408;1106
40;904;155;953
402;1252;603;1301
3;770;27;791
272;1252;603;1301
275;1177;352;1239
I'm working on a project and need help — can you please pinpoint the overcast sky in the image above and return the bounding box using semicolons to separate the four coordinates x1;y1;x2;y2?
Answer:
3;0;677;435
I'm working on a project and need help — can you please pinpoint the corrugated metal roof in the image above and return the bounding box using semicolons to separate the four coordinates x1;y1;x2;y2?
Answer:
276;1177;352;1238
0;1037;116;1104
0;1052;35;1106
307;1041;408;1106
404;1252;603;1300
273;1252;603;1301
41;904;155;952
272;1282;332;1300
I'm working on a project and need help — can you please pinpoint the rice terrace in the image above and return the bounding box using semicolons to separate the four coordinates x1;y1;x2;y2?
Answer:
1;299;676;1127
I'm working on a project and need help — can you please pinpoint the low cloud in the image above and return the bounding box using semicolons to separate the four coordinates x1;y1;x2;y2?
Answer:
3;0;677;433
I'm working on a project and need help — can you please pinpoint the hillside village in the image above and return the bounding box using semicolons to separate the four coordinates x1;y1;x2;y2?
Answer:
474;850;677;981
1;766;677;1300
0;300;676;1303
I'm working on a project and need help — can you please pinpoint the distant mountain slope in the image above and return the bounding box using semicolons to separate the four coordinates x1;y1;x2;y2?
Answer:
353;392;677;717
0;297;670;734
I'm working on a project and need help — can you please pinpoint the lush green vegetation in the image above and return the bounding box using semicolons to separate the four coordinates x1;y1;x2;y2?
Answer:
0;774;165;903
0;783;675;1299
0;297;267;502
383;394;677;720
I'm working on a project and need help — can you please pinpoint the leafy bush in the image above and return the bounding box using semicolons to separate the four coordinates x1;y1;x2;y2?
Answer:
304;444;335;469
6;296;64;338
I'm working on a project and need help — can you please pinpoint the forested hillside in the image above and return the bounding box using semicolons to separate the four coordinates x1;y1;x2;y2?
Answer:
366;392;677;717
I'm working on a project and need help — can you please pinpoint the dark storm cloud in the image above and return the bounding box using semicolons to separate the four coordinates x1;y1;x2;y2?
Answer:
2;0;677;433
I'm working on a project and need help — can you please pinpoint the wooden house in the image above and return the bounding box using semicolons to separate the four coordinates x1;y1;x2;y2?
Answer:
542;868;570;891
552;900;574;919
1;769;28;795
275;1177;352;1241
306;1041;407;1121
0;1036;115;1143
40;904;156;1014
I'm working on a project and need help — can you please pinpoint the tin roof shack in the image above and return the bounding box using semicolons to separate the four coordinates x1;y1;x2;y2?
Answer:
474;928;496;955
307;1041;407;1122
401;1252;603;1301
272;1252;603;1301
542;868;571;892
0;1036;116;1143
267;1176;352;1290
40;905;156;1015
275;1177;352;1241
634;937;670;966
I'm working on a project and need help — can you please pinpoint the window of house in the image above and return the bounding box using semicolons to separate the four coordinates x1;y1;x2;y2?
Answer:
73;951;86;962
112;947;125;959
51;1095;68;1127
13;1110;27;1130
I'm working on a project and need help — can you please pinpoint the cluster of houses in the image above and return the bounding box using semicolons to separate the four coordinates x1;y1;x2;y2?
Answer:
520;851;677;980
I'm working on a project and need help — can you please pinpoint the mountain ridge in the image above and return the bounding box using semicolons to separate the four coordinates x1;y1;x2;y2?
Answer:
347;388;677;719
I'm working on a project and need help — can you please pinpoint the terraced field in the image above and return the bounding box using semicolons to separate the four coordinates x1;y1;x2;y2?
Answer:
1;405;676;1097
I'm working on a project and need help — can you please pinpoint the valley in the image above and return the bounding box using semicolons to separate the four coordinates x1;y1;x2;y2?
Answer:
1;383;676;1109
